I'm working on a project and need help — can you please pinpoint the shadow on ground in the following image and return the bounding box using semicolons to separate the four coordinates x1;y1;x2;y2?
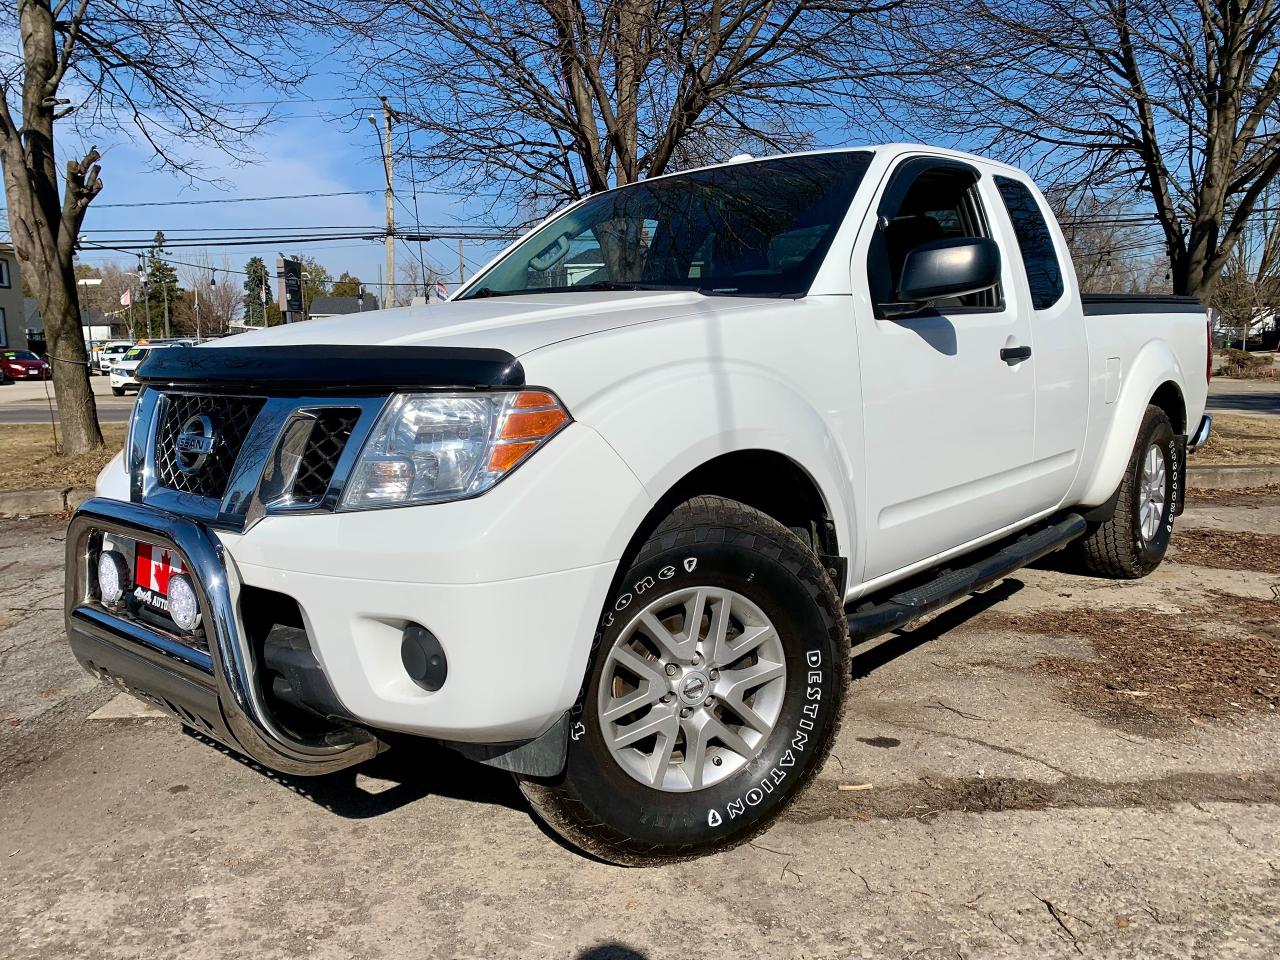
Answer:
850;578;1025;680
185;727;525;818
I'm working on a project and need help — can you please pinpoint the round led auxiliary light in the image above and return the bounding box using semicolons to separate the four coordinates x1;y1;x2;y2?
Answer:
96;550;129;605
166;573;201;633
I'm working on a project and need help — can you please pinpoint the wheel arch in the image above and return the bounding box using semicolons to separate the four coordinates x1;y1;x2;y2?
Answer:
1078;339;1190;507
614;449;847;596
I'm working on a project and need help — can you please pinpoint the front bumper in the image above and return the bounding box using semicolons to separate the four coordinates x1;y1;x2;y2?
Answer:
66;498;380;775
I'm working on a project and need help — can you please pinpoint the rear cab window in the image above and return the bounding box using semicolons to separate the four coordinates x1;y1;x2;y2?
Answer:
994;177;1065;310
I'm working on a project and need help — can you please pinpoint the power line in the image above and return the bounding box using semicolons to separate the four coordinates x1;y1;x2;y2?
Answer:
87;190;381;209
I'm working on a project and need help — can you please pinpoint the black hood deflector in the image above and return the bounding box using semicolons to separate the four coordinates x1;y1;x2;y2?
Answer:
136;344;525;393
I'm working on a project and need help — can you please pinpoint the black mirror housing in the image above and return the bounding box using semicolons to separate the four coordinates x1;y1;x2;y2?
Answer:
896;237;1001;304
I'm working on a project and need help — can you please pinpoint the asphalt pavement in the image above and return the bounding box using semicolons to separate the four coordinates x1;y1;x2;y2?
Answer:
0;377;135;424
1204;377;1280;415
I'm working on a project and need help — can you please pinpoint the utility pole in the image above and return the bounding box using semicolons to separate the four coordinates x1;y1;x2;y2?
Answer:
458;239;464;287
140;255;152;339
370;97;395;311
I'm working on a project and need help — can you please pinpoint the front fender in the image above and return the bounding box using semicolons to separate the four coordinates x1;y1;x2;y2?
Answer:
574;359;858;562
1079;338;1187;507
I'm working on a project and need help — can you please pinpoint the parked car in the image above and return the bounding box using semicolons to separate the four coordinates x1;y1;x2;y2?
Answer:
67;144;1211;864
97;341;134;377
2;349;52;381
108;344;169;396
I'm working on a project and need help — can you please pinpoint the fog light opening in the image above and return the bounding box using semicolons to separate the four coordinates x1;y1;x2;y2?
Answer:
96;549;129;605
401;624;447;692
167;573;202;633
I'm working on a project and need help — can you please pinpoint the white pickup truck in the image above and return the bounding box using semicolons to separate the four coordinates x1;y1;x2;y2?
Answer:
67;144;1211;863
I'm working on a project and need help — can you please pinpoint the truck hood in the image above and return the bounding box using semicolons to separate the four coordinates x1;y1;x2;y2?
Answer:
205;291;726;357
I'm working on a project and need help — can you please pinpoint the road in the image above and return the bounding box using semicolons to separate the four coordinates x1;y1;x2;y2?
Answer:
2;495;1278;958
1204;377;1280;416
0;377;135;423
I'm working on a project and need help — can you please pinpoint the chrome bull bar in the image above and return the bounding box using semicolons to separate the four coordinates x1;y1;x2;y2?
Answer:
65;497;379;776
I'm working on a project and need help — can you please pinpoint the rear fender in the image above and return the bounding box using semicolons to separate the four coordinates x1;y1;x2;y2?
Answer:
1079;339;1187;508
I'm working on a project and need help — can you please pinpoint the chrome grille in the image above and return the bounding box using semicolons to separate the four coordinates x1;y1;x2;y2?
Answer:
155;393;266;499
291;409;360;502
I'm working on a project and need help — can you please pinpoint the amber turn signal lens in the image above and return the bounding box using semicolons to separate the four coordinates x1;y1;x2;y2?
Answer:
487;440;539;472
499;408;569;440
512;390;558;409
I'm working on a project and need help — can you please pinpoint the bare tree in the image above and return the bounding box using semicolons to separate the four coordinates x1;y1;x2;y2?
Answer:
397;258;449;305
303;0;917;216
1212;183;1280;347
180;255;242;337
1050;192;1172;293
888;0;1280;300
0;0;308;452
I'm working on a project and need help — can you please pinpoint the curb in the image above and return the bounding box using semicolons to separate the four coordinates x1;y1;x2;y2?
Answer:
1188;463;1280;490
0;486;95;519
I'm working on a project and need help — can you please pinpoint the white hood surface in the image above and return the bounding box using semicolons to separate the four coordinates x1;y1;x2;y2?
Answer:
205;291;735;357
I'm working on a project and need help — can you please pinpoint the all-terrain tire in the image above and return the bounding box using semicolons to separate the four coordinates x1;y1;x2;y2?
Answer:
519;495;849;865
1078;405;1179;579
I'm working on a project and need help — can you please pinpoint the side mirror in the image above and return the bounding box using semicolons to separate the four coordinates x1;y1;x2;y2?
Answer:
897;237;1000;304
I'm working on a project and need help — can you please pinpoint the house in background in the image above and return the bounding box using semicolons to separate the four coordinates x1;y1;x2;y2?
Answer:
0;242;25;350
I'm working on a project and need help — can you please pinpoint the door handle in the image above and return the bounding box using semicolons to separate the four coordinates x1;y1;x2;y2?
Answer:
1000;345;1032;365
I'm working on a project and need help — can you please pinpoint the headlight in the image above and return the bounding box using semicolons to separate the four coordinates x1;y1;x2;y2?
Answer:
340;390;570;510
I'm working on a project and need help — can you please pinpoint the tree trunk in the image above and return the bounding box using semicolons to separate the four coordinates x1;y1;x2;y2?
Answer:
0;0;104;454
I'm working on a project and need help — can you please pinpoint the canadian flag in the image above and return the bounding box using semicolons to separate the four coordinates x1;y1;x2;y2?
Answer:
136;543;187;594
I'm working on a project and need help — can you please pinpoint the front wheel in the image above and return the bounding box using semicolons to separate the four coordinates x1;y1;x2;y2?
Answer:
1078;405;1178;578
111;386;125;397
518;496;849;865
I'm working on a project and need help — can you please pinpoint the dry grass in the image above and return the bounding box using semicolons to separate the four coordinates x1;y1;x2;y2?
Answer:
1193;412;1280;465
0;423;126;493
976;606;1280;724
1168;527;1280;575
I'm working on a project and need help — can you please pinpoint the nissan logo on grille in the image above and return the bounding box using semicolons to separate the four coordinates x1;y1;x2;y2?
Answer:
175;414;218;473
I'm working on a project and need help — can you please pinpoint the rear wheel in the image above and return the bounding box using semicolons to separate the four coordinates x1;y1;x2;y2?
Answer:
519;496;848;864
1078;405;1178;578
111;386;125;397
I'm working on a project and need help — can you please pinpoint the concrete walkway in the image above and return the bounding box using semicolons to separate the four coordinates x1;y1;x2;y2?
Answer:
2;494;1277;959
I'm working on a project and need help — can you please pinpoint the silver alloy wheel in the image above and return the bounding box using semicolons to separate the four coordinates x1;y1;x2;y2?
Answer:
1138;442;1168;544
597;586;787;792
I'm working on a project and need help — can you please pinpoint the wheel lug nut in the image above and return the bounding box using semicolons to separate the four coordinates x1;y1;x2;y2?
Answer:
661;693;673;703
709;669;719;680
680;708;691;718
664;663;678;677
713;756;723;766
692;653;703;665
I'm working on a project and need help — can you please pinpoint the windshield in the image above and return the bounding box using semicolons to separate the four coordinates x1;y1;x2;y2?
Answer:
463;152;872;300
3;350;39;361
123;348;149;361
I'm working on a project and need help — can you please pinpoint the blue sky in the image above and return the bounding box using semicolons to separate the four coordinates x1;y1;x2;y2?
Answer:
36;57;894;300
65;86;507;296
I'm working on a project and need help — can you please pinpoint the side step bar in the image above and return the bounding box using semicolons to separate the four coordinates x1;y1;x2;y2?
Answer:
847;513;1087;641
